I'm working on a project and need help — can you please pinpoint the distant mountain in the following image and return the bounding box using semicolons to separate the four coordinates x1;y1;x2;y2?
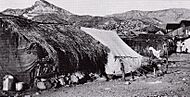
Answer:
2;0;190;34
2;0;120;30
2;0;73;20
108;8;190;24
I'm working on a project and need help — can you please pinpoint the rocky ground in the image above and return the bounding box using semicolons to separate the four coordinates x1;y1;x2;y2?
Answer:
30;53;190;97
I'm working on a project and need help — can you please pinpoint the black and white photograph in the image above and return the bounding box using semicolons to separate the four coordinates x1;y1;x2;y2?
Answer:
0;0;190;96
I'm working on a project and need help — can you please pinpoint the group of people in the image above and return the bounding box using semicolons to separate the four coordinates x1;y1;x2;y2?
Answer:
177;41;188;53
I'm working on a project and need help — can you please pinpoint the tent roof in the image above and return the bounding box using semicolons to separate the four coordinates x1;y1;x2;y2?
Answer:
81;27;142;58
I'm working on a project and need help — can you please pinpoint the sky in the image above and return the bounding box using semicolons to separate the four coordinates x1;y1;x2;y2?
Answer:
0;0;190;16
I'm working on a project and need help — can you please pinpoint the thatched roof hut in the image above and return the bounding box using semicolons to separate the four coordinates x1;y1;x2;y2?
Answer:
0;13;109;84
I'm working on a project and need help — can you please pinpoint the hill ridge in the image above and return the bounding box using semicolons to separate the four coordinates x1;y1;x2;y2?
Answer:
2;0;190;33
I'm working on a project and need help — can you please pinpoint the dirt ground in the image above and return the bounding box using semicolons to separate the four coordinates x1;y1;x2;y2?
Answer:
31;53;190;97
0;54;189;97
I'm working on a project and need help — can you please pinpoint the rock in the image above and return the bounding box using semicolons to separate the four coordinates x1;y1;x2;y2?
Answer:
182;78;186;81
71;74;79;83
35;92;40;95
172;64;177;67
24;95;31;97
36;81;46;90
124;81;131;85
96;77;107;81
104;88;111;90
75;72;84;79
58;77;65;86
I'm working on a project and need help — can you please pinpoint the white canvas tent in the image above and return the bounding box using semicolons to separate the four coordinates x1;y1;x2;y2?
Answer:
183;38;190;53
81;27;142;75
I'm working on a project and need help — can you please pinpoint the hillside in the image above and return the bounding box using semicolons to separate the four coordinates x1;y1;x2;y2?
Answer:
2;0;190;33
108;8;190;24
2;0;73;20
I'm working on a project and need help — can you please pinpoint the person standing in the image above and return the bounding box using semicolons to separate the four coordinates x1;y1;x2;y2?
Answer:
176;41;182;53
179;41;183;53
182;42;188;53
119;58;125;81
162;43;169;74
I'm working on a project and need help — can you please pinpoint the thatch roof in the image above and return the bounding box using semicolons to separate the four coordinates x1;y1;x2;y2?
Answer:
0;13;109;77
